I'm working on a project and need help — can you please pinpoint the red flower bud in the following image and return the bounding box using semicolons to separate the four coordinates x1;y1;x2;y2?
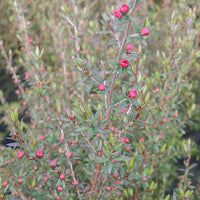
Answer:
128;90;137;98
98;84;106;91
120;59;129;68
120;4;129;14
114;9;122;18
141;27;150;36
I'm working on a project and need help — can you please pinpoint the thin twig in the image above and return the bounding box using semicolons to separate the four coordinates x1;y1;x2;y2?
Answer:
59;122;82;199
75;123;97;154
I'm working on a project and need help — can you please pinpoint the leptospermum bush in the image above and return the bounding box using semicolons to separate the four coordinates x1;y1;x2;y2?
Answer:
0;0;200;199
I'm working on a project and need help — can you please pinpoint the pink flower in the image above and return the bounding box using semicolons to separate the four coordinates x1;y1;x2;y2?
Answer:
18;151;24;158
141;27;150;36
114;173;119;178
68;152;73;158
29;38;33;43
3;181;7;186
60;174;65;180
174;113;179;118
124;138;129;143
1;146;5;151
68;140;73;145
51;160;57;166
120;59;129;68
163;119;167;124
110;126;115;131
36;150;43;158
18;178;23;183
47;116;51;121
126;146;130;151
58;185;63;192
129;90;137;98
126;44;134;52
40;135;44;140
73;180;78;185
115;180;120;184
60;136;64;142
143;177;147;182
112;160;117;163
106;186;111;191
44;176;48;181
120;4;129;13
121;108;127;113
114;9;122;18
140;138;144;142
97;133;100;138
25;72;29;79
98;84;105;91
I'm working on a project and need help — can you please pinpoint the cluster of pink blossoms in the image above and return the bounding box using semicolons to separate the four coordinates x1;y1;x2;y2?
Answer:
114;4;129;19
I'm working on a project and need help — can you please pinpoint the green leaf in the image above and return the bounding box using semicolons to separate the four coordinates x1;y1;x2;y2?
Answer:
109;133;114;146
127;187;133;196
164;195;170;200
130;157;135;172
3;183;10;194
140;37;147;47
14;108;18;121
180;189;184;198
145;92;150;103
76;126;90;132
112;66;121;74
185;190;193;198
87;104;92;118
114;156;128;162
133;20;140;33
160;143;167;153
35;46;40;57
31;179;36;188
114;143;122;151
123;189;128;197
96;157;108;163
107;163;113;174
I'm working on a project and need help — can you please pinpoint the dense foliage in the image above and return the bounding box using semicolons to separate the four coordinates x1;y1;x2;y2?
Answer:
0;0;200;199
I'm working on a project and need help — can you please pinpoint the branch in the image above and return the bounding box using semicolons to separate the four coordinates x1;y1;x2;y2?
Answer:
105;0;138;121
59;121;82;199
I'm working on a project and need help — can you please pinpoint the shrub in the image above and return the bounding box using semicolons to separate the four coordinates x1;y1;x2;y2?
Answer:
0;0;199;199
